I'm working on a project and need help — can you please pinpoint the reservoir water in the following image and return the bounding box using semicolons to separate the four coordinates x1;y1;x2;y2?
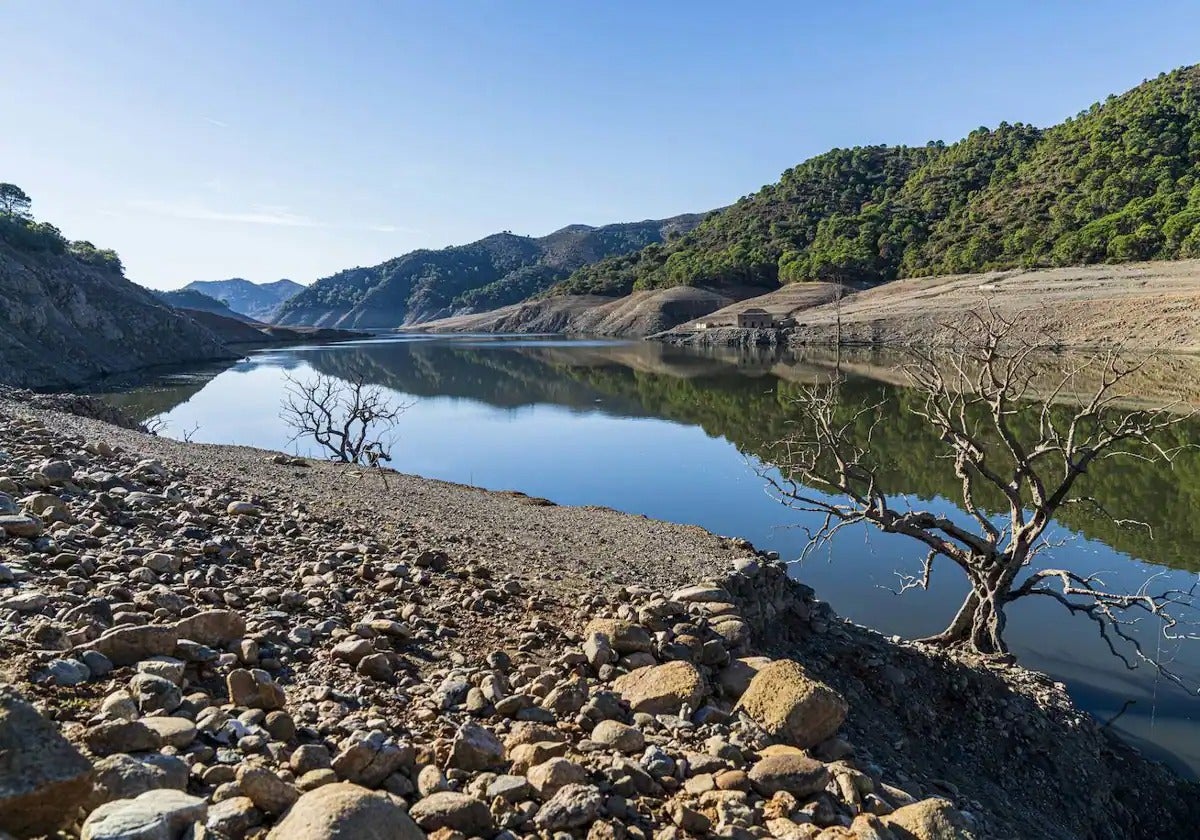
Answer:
95;334;1200;775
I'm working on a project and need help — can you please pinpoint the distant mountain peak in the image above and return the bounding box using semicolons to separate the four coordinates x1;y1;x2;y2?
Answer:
183;278;304;322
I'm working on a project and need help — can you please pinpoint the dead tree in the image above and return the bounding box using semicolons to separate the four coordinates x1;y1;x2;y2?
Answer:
280;371;408;471
765;311;1198;678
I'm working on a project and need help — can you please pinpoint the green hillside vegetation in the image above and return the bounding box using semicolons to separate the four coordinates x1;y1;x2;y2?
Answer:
552;65;1200;297
274;216;703;327
0;183;123;273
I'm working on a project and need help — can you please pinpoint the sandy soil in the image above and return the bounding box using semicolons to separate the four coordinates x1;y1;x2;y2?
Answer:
656;260;1200;352
412;287;739;338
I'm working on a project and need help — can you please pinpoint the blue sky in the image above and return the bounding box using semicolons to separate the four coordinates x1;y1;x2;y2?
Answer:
3;1;1198;289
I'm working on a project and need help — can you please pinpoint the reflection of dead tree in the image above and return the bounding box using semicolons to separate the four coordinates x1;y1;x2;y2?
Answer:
280;371;409;486
765;311;1198;682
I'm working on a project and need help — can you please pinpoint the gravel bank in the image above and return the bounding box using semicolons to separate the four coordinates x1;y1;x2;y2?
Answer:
2;398;1197;840
9;400;748;596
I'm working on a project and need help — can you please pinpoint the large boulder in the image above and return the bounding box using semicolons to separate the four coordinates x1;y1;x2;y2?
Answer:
85;753;188;811
174;610;246;646
88;625;179;667
81;789;206;840
408;791;493;835
226;668;286;710
446;722;505;771
0;686;93;838
534;783;605;830
584;619;653;654
735;659;847;748
883;798;971;840
747;753;831;797
266;783;423;840
612;661;707;714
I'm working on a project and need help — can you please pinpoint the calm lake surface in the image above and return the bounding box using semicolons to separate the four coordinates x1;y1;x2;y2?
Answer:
96;335;1200;775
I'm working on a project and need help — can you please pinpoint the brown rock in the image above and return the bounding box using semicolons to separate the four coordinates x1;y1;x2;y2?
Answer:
584;619;653;654
613;661;707;715
748;754;831;798
408;791;493;836
237;765;299;816
718;656;773;699
174;610;246;646
882;798;970;840
527;757;588;798
88;625;179;667
227;668;286;710
266;782;423;840
0;687;93;837
736;659;847;748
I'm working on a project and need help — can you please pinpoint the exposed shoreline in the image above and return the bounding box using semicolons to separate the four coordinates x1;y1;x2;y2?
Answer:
2;398;1197;838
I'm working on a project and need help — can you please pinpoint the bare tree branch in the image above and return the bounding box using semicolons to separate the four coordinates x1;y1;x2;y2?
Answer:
279;370;411;482
761;311;1199;684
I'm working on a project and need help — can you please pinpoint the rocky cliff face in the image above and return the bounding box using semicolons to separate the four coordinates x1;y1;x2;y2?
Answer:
0;243;234;389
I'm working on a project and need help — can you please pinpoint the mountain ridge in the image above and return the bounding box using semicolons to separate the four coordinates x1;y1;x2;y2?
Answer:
152;288;260;323
272;214;705;329
184;277;304;321
549;65;1200;299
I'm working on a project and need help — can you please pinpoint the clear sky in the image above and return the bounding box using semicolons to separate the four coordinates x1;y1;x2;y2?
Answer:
2;1;1198;289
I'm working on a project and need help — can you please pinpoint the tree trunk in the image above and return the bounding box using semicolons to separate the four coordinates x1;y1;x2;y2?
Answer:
918;580;1009;655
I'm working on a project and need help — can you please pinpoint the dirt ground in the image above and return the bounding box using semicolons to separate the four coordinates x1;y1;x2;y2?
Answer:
759;261;1200;352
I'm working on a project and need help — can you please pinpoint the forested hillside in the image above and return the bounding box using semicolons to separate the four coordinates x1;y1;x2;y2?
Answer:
273;215;702;328
553;65;1200;297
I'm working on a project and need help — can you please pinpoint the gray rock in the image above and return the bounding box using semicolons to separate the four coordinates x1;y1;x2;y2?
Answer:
0;589;47;611
129;673;182;714
583;632;617;671
0;514;43;538
45;658;91;685
86;754;189;812
226;501;262;516
89;625;180;667
136;657;185;686
487;774;533;802
447;721;505;771
332;731;412;787
534;783;604;830
38;460;74;481
82;650;115;678
0;685;94;837
81;789;206;840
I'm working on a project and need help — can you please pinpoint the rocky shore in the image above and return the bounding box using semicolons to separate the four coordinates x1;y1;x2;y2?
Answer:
1;399;1196;840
